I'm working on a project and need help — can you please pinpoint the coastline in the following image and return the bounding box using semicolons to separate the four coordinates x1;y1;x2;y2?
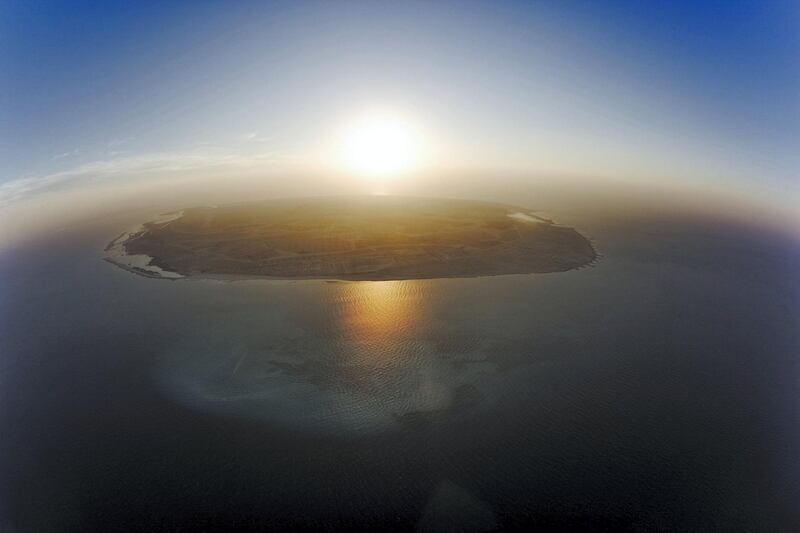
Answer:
103;211;185;279
104;244;600;283
103;200;598;282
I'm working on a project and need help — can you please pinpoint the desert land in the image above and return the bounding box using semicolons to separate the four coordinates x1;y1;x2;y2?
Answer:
107;196;597;280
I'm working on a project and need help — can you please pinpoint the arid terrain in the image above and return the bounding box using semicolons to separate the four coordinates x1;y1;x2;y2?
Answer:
110;196;597;280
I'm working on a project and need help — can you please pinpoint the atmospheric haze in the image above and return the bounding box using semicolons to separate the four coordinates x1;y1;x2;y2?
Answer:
2;1;800;531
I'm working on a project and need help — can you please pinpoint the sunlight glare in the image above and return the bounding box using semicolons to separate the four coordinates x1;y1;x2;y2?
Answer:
342;114;422;178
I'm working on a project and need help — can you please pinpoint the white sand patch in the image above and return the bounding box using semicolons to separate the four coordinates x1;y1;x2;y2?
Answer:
508;212;543;224
103;211;185;278
149;210;184;226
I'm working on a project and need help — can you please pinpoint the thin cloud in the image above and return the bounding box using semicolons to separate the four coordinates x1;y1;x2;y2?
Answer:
0;148;280;207
53;149;81;160
108;137;134;148
239;131;273;143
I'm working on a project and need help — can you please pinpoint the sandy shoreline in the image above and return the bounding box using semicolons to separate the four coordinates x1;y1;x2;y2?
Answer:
103;211;185;279
103;199;598;282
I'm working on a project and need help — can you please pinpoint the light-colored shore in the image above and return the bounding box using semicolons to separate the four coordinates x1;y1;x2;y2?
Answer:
103;211;185;279
103;198;598;282
507;212;546;224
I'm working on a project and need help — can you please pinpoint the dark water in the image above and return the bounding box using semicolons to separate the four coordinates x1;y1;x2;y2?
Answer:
1;209;799;531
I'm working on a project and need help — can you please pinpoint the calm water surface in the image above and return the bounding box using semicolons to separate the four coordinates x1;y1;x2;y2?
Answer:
1;208;799;531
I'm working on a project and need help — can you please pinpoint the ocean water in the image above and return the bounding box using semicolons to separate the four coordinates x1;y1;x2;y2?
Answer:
1;206;799;531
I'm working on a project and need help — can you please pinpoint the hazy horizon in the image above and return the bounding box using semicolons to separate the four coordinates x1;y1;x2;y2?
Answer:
2;1;798;234
2;2;799;531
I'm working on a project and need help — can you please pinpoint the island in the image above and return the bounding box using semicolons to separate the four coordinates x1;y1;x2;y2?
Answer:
104;196;597;280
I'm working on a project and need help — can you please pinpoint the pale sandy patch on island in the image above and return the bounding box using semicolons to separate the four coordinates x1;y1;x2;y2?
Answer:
105;198;598;281
103;211;185;279
507;212;544;224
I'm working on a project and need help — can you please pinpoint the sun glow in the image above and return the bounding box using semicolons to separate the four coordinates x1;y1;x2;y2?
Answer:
342;114;422;179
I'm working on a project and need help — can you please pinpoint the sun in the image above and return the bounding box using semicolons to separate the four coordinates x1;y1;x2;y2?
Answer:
341;114;422;178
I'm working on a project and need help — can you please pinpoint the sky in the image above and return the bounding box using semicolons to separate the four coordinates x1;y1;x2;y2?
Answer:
1;0;798;211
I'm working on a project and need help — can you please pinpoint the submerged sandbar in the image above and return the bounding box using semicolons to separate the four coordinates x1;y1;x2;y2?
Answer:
105;196;597;280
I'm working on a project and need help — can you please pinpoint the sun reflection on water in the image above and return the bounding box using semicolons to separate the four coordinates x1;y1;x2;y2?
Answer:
327;280;456;422
328;280;432;392
334;280;428;357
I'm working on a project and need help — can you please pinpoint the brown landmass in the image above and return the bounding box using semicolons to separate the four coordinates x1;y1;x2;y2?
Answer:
112;196;597;280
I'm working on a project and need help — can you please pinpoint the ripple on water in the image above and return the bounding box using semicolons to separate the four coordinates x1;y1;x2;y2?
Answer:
155;279;510;433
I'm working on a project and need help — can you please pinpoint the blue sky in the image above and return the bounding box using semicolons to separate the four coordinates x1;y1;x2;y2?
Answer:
1;1;798;206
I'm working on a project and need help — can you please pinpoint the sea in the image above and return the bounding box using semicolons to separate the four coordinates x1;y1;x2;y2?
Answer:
1;198;799;531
